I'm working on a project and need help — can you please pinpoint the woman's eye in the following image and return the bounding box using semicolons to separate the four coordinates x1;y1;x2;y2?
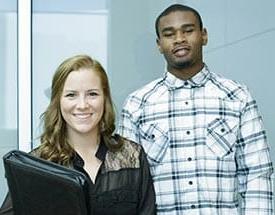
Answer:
89;92;98;96
65;93;75;97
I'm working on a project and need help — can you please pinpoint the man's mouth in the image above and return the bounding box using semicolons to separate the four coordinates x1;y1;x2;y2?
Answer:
172;46;190;57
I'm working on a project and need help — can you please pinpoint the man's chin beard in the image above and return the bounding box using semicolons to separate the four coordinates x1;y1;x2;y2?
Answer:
173;60;192;69
165;56;193;69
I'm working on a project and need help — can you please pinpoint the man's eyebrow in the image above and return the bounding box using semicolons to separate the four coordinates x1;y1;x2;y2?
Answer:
161;24;196;33
161;27;174;34
182;24;195;28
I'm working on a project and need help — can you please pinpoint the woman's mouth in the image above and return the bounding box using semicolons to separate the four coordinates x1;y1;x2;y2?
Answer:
73;113;92;119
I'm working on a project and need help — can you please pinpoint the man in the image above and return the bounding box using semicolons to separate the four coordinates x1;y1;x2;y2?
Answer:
118;4;273;214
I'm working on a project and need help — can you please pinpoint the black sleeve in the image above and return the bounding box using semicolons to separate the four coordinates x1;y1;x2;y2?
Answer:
137;146;156;215
0;192;13;215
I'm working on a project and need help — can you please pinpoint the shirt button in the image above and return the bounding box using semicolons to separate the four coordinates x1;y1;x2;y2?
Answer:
186;130;190;135
188;181;193;185
185;101;189;105
151;134;155;139
187;157;192;161
184;81;188;86
191;205;196;209
220;128;225;133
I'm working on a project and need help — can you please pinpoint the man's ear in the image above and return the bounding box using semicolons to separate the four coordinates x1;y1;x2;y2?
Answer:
156;38;163;53
202;28;208;46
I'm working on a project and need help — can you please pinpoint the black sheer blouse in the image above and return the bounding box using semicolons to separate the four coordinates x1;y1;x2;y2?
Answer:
0;137;156;215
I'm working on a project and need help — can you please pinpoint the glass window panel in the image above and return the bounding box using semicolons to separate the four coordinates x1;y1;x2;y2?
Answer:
0;0;18;203
32;1;108;146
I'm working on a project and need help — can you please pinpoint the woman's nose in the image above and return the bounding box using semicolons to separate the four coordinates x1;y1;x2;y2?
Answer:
77;96;89;108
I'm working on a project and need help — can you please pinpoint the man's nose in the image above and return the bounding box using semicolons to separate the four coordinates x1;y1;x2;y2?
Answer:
175;31;185;43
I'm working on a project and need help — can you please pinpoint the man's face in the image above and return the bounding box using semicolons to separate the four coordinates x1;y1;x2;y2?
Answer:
157;10;207;70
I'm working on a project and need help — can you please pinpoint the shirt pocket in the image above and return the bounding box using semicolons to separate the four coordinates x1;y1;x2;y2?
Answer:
206;118;239;158
139;123;169;165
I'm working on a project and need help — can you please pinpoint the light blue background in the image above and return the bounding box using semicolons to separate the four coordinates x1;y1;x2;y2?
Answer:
0;0;274;205
108;0;275;158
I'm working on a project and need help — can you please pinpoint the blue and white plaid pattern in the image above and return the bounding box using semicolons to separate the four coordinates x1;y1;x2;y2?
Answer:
118;65;274;215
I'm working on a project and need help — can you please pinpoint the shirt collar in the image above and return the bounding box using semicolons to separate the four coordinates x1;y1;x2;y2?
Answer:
163;64;210;90
72;138;108;168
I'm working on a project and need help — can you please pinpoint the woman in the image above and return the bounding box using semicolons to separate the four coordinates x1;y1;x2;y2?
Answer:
1;55;156;214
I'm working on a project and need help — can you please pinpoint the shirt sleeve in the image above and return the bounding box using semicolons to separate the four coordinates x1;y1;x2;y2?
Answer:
236;88;274;214
137;146;156;215
118;94;142;143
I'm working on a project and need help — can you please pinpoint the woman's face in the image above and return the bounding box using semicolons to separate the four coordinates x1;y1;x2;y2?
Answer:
60;68;104;136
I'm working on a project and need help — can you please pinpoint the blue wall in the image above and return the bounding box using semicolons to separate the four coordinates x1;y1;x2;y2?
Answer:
1;0;274;205
109;0;275;166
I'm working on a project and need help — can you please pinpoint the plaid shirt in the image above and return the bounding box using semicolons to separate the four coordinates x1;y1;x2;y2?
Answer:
118;65;274;215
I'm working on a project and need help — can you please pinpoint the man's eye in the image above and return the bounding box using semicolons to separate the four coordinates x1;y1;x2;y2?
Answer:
163;32;174;37
185;28;194;33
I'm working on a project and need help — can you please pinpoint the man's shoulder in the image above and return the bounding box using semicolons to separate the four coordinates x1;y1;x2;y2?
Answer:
128;77;165;100
210;71;243;87
210;71;250;101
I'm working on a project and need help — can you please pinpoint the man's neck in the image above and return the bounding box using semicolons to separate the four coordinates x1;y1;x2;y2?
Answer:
168;62;204;80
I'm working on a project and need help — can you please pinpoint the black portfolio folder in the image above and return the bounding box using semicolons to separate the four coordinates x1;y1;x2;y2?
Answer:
3;150;90;215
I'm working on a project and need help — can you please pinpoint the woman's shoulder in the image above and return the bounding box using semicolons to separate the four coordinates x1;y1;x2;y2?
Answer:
29;146;42;157
119;136;142;154
103;136;143;172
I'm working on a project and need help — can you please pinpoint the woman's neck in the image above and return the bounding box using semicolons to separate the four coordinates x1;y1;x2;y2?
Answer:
68;130;100;157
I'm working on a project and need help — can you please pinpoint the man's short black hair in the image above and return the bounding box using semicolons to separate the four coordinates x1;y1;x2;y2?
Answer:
155;4;203;38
